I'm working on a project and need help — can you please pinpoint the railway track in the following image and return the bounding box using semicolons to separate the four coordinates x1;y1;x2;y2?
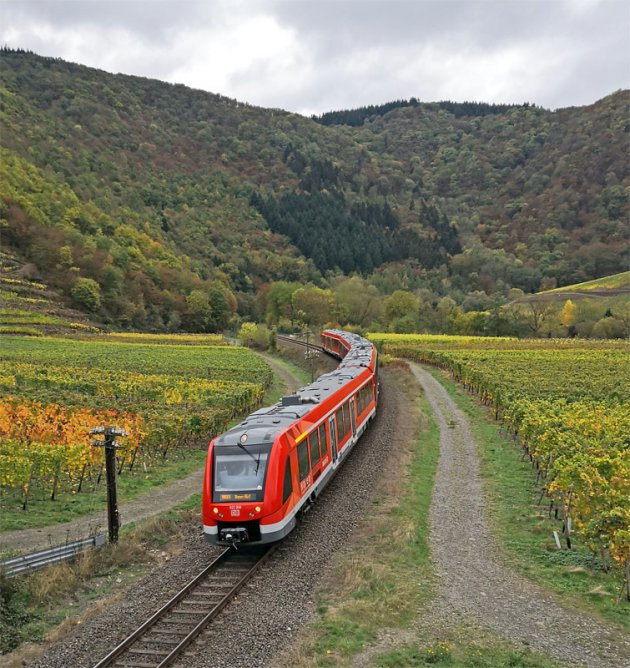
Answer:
93;546;274;668
276;334;325;353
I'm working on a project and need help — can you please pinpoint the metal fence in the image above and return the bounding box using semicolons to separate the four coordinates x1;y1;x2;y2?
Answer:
1;534;106;577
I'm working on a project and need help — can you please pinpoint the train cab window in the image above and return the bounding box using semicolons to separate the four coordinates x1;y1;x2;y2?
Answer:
318;424;327;458
212;443;271;503
309;431;320;466
297;440;310;481
282;457;293;504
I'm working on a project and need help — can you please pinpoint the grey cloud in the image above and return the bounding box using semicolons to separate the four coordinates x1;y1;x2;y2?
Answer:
1;0;628;112
1;0;213;39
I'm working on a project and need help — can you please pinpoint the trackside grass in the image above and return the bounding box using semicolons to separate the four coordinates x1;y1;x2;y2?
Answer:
0;494;203;659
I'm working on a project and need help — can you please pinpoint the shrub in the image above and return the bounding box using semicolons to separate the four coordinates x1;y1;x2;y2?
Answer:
71;277;101;312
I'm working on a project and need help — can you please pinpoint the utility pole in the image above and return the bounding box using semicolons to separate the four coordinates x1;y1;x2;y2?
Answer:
90;425;128;543
303;327;320;383
305;328;312;382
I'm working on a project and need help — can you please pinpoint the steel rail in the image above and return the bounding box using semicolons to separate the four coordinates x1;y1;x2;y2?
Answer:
276;334;325;353
93;545;275;668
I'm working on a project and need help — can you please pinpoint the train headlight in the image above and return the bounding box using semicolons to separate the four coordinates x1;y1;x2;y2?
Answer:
213;507;219;514
255;506;261;513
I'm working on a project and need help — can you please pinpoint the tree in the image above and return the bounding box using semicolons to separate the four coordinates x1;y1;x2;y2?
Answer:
333;276;383;327
71;277;101;312
238;322;258;347
384;290;419;331
561;298;578;337
264;281;301;326
207;282;234;331
184;290;212;332
560;299;577;327
292;286;334;328
521;300;555;336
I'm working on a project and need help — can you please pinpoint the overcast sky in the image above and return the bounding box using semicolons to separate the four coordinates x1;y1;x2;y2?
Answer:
1;0;628;115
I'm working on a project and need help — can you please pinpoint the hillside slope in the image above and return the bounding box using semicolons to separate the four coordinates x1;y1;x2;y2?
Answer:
0;49;627;330
354;91;629;286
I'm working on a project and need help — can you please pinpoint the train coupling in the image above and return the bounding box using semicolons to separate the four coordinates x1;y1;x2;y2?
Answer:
220;526;249;545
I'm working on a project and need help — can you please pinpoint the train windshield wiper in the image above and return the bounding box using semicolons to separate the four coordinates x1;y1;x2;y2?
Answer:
236;441;258;466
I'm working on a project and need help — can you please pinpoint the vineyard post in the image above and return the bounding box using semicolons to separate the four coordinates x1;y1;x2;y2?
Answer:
91;425;127;544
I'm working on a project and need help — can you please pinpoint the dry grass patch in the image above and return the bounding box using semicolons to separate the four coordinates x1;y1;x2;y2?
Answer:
0;509;196;662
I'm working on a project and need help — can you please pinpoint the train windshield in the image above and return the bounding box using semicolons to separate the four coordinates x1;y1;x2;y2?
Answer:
213;444;271;500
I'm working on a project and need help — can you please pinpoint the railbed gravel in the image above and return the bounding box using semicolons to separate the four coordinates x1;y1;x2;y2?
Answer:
32;368;406;668
30;530;225;668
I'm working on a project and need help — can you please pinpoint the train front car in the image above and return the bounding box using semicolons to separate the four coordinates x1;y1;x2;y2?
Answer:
202;329;378;547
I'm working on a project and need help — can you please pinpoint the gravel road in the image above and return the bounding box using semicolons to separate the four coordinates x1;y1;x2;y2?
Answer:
30;369;409;668
409;363;630;668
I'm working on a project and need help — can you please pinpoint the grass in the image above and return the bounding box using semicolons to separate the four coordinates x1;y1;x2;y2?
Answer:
540;270;630;293
282;368;438;666
374;641;560;667
0;325;42;336
265;350;312;386
0;310;69;326
0;448;208;532
0;496;202;660
423;367;629;629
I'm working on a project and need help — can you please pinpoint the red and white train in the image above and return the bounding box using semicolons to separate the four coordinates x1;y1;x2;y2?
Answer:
202;329;379;546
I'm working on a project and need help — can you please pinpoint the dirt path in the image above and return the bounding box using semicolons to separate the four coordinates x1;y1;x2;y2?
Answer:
258;352;304;394
1;355;302;556
409;363;630;668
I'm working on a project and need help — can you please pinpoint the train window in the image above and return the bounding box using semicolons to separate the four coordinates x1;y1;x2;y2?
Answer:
309;431;320;466
297;441;310;481
344;404;350;434
282;457;293;504
318;424;327;458
336;409;344;443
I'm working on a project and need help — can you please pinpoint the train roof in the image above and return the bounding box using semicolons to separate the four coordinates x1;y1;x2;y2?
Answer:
214;330;375;449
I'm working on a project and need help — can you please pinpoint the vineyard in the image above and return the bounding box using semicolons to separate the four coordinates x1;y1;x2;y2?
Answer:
371;333;630;583
0;335;272;518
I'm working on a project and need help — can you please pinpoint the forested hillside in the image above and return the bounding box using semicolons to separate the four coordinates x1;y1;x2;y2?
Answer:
0;49;627;331
357;93;629;287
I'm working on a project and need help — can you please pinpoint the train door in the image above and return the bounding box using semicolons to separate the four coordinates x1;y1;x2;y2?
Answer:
350;397;357;437
329;416;339;463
